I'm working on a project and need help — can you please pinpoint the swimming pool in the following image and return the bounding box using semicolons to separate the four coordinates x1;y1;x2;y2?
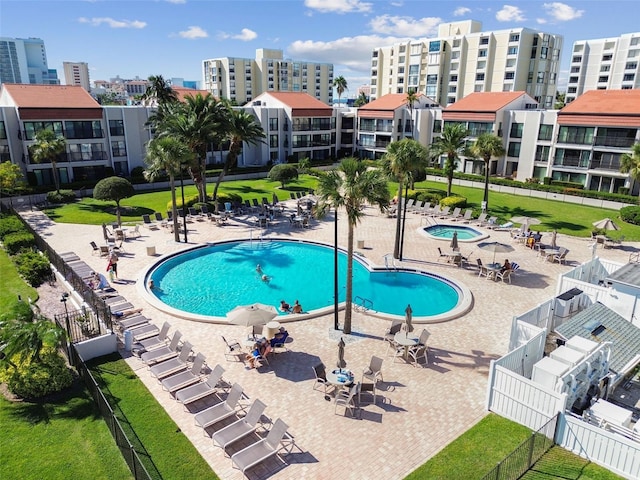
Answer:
420;224;489;242
141;239;472;323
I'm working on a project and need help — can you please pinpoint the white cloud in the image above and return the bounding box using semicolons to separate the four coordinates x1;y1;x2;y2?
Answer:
178;26;208;39
453;7;471;17
218;28;258;42
166;0;186;3
542;2;584;21
369;15;442;36
536;18;547;24
304;0;372;14
495;5;526;22
390;1;403;6
78;17;146;29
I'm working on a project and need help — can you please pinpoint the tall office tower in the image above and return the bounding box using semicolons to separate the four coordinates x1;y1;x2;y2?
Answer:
202;48;334;105
63;62;91;91
566;32;640;104
370;20;562;108
0;37;59;85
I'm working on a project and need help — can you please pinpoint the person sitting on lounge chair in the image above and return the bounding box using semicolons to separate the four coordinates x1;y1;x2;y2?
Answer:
270;327;289;348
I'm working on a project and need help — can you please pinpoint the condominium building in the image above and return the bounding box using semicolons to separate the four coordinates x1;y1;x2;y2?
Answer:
369;20;562;109
202;49;334;106
0;37;59;85
63;62;91;91
566;32;640;104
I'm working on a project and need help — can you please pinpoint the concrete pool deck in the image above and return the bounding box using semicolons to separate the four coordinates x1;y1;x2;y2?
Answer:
19;204;637;480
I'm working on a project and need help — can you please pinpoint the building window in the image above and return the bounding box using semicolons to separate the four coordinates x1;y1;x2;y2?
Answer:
479;37;489;45
568;76;579;84
572;56;582;63
504;72;515;80
109;120;125;136
510;123;523;138
540;47;548;59
600;65;611;72
623;73;635;81
570;66;580;73
450;74;458;82
535;145;550;162
509;34;520;42
24;121;64;140
429;40;440;52
508;46;518;55
602;54;613;61
426;74;437;84
64;121;103;139
537;72;545;83
269;118;278;130
111;141;126;157
507;142;521;157
478;49;487;58
475;73;485;81
269;134;278;148
477;61;486;69
626;61;638;70
433;120;442;133
474;85;483;92
538;124;553;141
598;76;608;83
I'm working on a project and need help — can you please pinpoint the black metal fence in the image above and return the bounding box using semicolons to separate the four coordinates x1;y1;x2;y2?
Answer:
480;415;558;480
68;345;157;480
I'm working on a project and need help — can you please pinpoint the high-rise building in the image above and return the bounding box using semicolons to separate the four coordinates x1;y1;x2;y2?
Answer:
0;37;59;85
63;62;90;91
565;32;640;104
202;48;334;105
370;20;562;109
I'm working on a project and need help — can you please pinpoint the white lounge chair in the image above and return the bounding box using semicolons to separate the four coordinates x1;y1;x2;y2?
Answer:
161;352;206;392
175;364;226;406
460;209;473;223
140;330;182;365
212;399;267;450
135;321;171;347
231;418;290;474
149;341;193;379
473;213;487;226
194;383;244;432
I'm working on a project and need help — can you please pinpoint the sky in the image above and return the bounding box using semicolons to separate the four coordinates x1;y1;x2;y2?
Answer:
2;0;639;96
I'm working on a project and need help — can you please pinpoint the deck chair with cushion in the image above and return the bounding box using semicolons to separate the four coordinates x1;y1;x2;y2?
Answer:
149;341;193;379
136;322;171;350
141;330;182;365
141;214;159;230
161;352;207;393
231;418;290;474
194;383;244;433
428;204;442;217
212;399;267;450
154;212;163;222
175;364;226;406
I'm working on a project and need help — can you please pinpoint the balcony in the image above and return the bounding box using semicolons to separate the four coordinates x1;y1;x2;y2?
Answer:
590;158;621;171
553;157;589;168
556;134;592;145
594;135;636;149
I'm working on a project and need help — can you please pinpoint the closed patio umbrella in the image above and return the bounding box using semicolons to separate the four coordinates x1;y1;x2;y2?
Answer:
337;337;346;371
592;218;619;231
450;231;459;251
551;230;557;248
272;192;279;205
226;303;278;327
477;241;514;265
405;304;413;333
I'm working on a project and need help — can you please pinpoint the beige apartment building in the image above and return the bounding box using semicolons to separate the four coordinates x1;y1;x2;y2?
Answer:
370;20;562;109
63;62;91;91
202;48;334;106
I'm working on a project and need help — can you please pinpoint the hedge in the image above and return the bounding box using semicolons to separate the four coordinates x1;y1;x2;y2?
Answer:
0;215;27;240
46;189;76;204
3;231;35;255
14;251;52;287
620;206;640;226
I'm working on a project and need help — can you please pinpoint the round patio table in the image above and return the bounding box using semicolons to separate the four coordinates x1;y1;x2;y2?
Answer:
326;369;354;389
394;332;419;359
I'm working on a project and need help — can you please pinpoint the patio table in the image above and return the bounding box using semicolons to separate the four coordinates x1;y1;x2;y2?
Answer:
540;249;559;262
394;332;419;359
326;369;354;390
486;263;502;281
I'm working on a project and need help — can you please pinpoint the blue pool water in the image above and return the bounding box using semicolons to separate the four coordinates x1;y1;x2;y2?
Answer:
148;240;461;318
422;224;486;241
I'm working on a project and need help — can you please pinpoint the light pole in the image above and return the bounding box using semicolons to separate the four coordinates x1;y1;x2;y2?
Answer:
399;182;409;261
60;293;71;338
333;205;339;330
180;165;188;243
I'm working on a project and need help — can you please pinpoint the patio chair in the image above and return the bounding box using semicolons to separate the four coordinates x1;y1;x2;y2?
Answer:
90;241;102;256
136;321;171;349
149;341;193;379
484;216;498;228
419;202;432;215
473;212;487;226
252;198;260;209
362;355;384;384
161;352;206;393
496;268;513;284
221;335;243;361
194;383;244;432
175;364;226;406
460;209;473;223
117;314;151;332
552;248;569;264
129;224;141;238
437;247;448;262
382;320;402;346
141;330;183;365
359;382;377;405
231;418;290;474
141;214;159;230
335;382;360;417
212;399;267;450
449;207;462;220
428;204;442;217
154;212;164;222
129;320;162;342
247;325;263;342
477;258;489;278
438;206;451;218
312;363;332;394
408;329;430;367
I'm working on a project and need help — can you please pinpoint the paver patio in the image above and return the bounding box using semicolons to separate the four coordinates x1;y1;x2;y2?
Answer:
19;204;636;480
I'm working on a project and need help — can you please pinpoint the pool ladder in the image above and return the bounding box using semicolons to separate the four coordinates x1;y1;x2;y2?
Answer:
383;254;399;271
354;296;373;312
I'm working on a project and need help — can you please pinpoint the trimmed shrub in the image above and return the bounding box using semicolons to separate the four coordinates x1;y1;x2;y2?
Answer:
0;215;26;240
46;189;76;204
167;194;199;211
618;187;630;196
268;164;299;188
14;251;51;287
440;196;467;208
3;231;35;255
5;351;74;399
552;180;584;189
620;206;640;226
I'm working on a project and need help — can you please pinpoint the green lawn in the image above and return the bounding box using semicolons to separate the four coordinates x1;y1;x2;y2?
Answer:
87;354;218;480
0;248;38;317
406;414;623;480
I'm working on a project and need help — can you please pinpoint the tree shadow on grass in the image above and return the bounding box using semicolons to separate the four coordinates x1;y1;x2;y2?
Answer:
77;203;154;217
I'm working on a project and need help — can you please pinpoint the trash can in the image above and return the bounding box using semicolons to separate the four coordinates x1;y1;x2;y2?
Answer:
124;329;133;351
357;240;365;249
146;246;156;256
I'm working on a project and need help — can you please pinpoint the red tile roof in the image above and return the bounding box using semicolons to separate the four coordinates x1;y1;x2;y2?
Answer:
560;90;640;115
445;91;528;112
261;92;331;109
360;93;425;111
173;86;211;102
1;83;100;108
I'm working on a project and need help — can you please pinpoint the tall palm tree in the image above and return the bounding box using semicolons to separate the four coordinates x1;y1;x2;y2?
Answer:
315;158;389;334
141;74;178;106
470;133;505;211
144;136;194;242
382;139;429;259
333;76;348;107
620;142;640;200
212;109;265;210
30;129;66;193
405;90;418;138
429;123;468;197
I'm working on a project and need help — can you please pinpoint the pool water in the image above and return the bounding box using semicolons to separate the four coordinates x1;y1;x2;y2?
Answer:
149;240;461;318
421;224;488;242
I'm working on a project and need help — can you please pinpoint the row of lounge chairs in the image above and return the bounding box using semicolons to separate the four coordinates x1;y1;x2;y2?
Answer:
129;322;296;475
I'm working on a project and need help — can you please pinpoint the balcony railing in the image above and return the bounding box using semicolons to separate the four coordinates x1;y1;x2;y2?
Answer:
553;157;589;168
590;158;621;170
593;135;636;148
556;134;592;145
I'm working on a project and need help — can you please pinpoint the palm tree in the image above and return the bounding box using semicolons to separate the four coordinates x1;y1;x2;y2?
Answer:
620;142;640;200
382;139;429;259
354;92;369;107
212;109;265;211
470;133;505;211
405;90;418;138
429;123;468;197
141;74;178;106
0;317;66;368
315;159;389;334
30;129;66;193
144;136;195;242
333;76;348;107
